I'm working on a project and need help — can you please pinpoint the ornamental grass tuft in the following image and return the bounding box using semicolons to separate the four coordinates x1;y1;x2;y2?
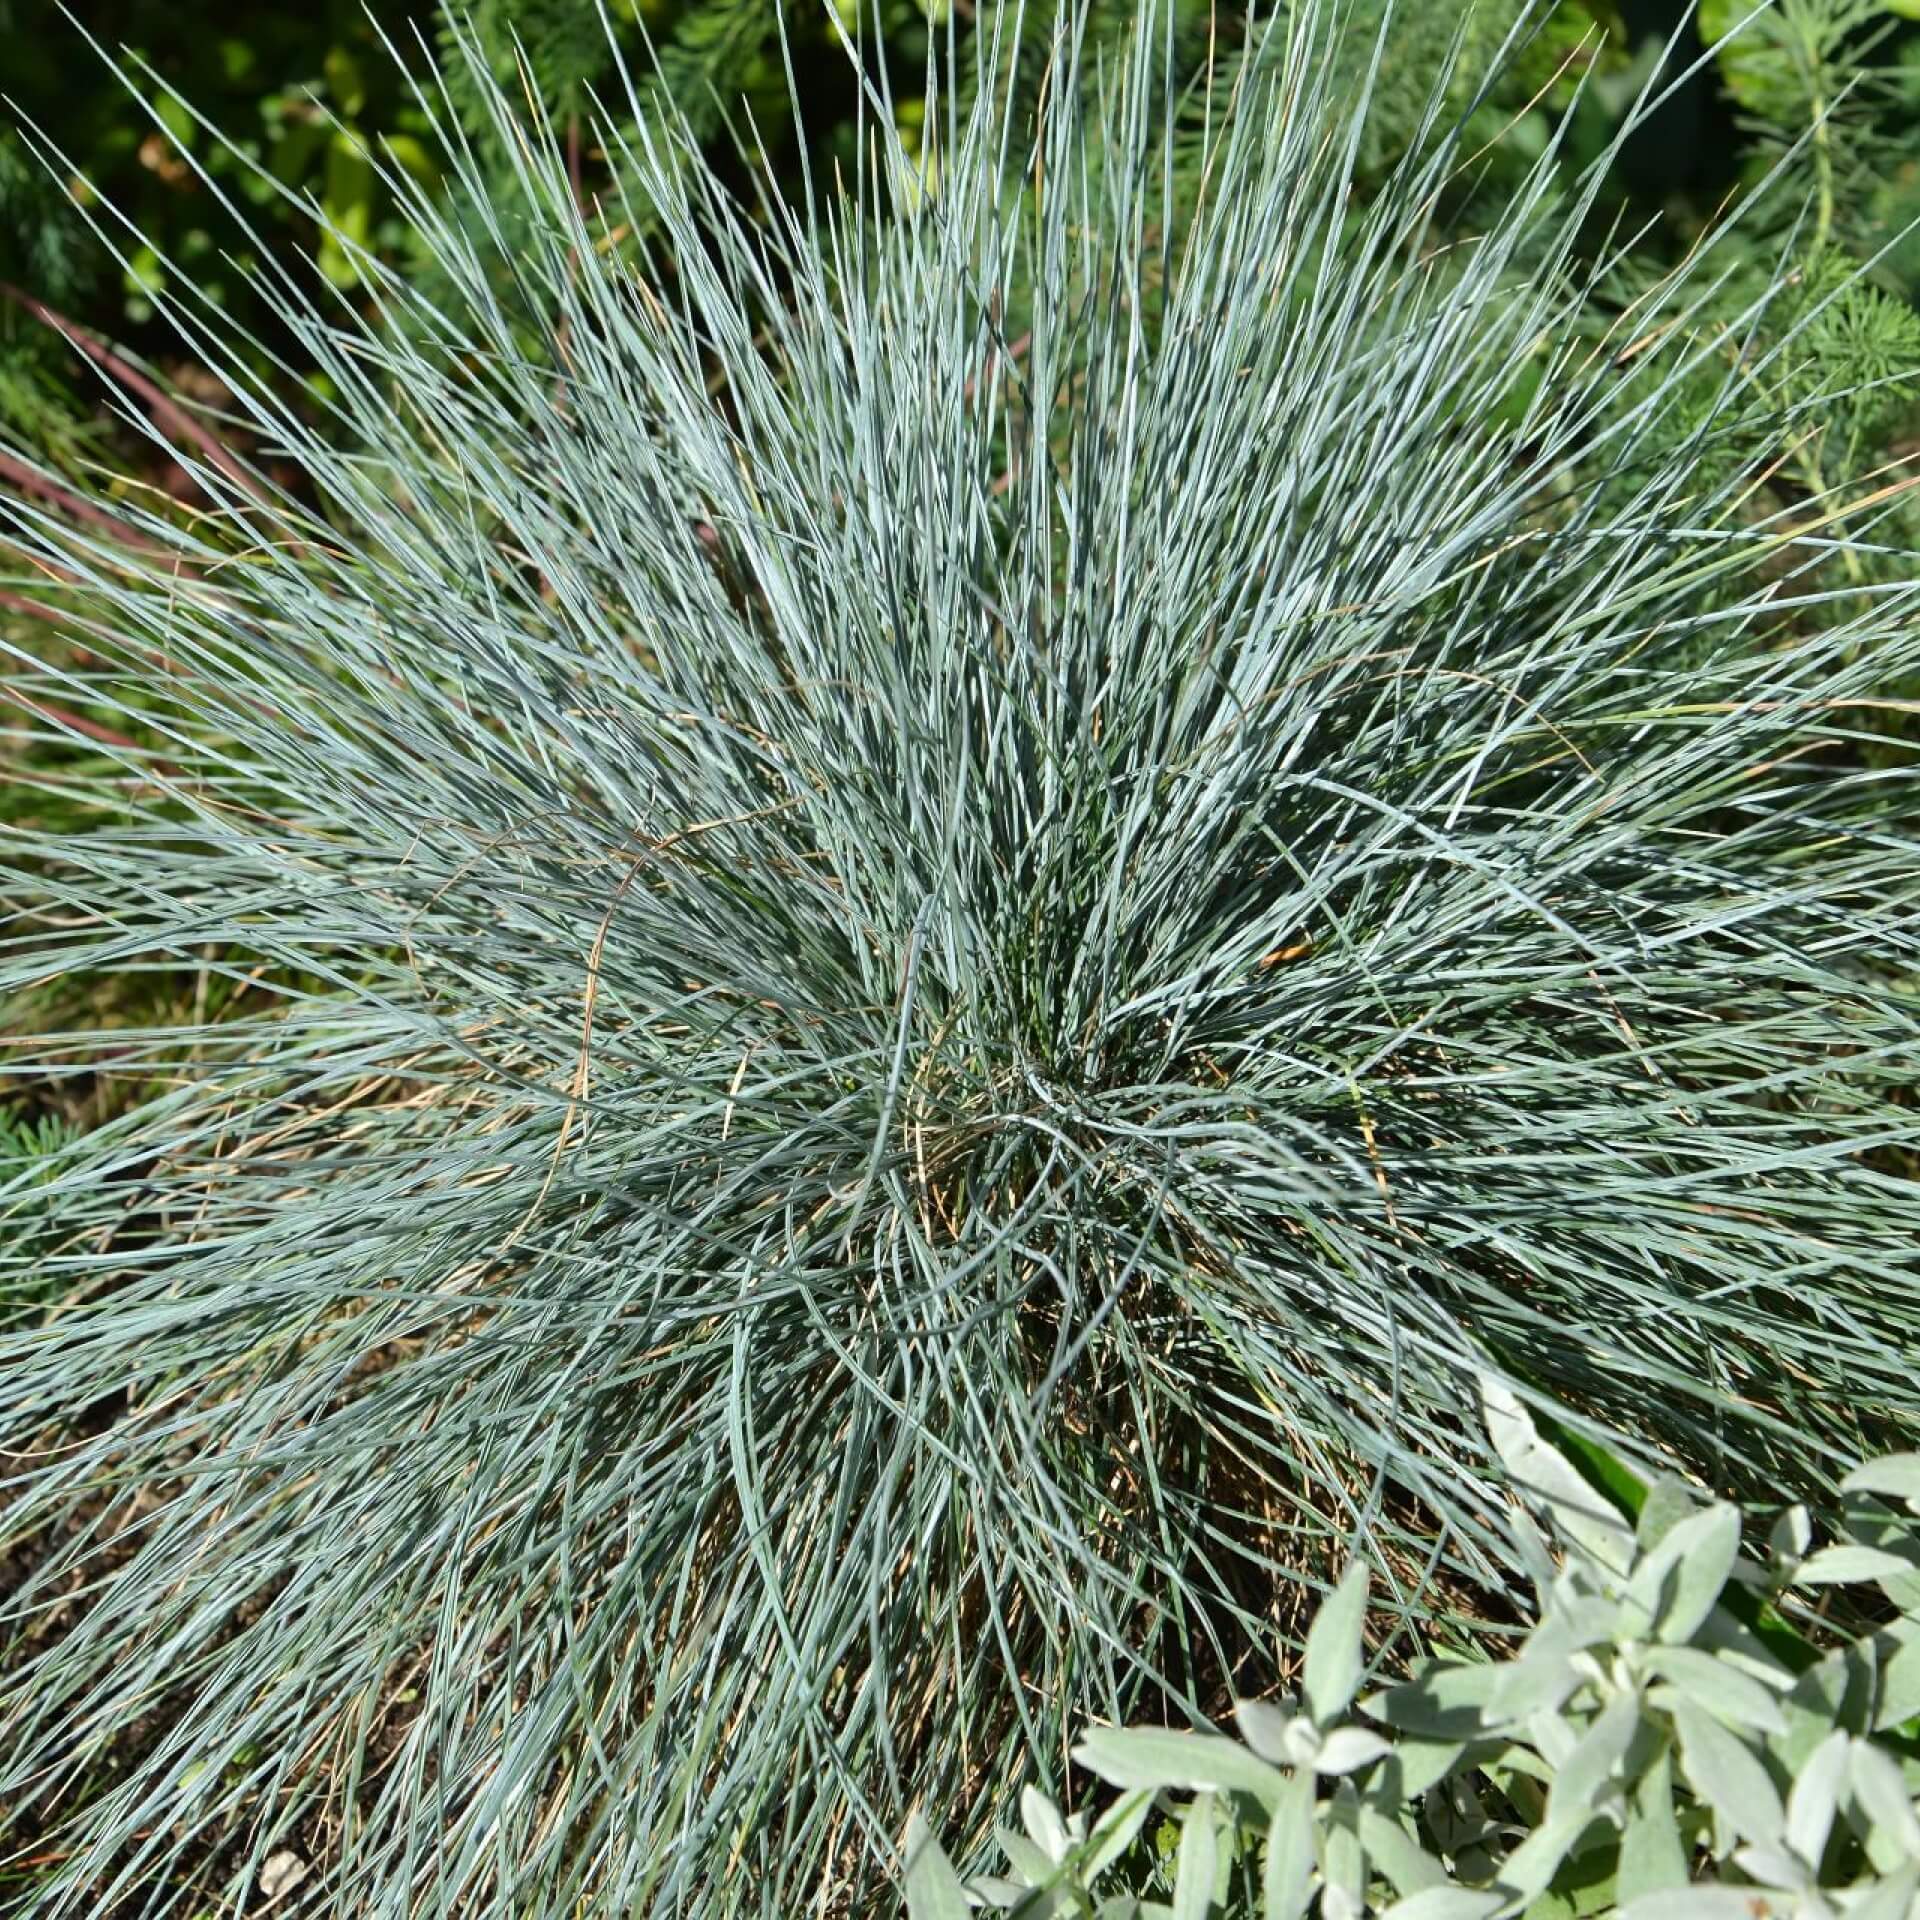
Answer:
2;3;1918;1913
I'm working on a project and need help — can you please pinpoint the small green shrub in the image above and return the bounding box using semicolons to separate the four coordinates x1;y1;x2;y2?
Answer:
904;1385;1920;1920
0;1107;76;1324
2;3;1918;1915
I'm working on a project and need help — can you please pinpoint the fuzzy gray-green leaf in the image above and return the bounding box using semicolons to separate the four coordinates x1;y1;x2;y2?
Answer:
1302;1561;1372;1728
1672;1704;1785;1845
904;1813;974;1920
1262;1766;1318;1920
1074;1730;1285;1813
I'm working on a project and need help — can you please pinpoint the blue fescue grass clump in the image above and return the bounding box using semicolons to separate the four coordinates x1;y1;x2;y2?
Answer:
2;3;1918;1912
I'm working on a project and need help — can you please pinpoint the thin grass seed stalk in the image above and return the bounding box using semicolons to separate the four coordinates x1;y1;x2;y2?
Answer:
2;1;1918;1913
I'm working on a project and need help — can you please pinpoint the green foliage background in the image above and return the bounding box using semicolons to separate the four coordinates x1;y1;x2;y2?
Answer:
6;0;1920;493
0;0;948;440
5;0;1920;461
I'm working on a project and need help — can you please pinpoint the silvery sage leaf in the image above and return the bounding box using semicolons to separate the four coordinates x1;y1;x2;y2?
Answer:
1548;1688;1641;1819
1488;1649;1582;1724
1083;1791;1158;1883
1837;1865;1920;1920
1556;1594;1632;1651
1172;1792;1219;1920
1023;1786;1072;1865
1839;1499;1920;1559
1623;1894;1785;1920
1770;1506;1812;1567
1732;1845;1813;1892
1235;1698;1300;1768
903;1812;973;1920
1795;1547;1920;1589
1617;1750;1689;1903
1315;1727;1391;1776
1841;1457;1920;1509
1303;1560;1371;1727
1072;1728;1285;1813
1358;1807;1448;1899
1850;1741;1920;1857
964;1876;1028;1909
1481;1379;1636;1577
994;1827;1055;1887
1672;1702;1785;1845
1527;1707;1579;1770
1636;1478;1703;1553
1787;1647;1878;1761
1693;1607;1797;1689
1321;1781;1367;1920
1376;1736;1471;1803
1234;1702;1321;1769
1642;1645;1789;1735
1785;1730;1850;1871
1263;1765;1318;1920
1642;1503;1742;1645
1368;1661;1506;1739
1875;1634;1920;1737
975;1881;1052;1912
1378;1889;1504;1920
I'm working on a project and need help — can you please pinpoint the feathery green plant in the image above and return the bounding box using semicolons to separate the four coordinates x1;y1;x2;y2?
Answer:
0;1108;76;1326
0;140;98;464
1688;0;1920;596
1699;0;1903;260
419;0;772;283
400;0;965;365
2;2;1919;1913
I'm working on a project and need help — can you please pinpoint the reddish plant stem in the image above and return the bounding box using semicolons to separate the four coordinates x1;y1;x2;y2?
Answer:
0;279;269;505
0;448;174;558
0;585;76;624
1;686;178;773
